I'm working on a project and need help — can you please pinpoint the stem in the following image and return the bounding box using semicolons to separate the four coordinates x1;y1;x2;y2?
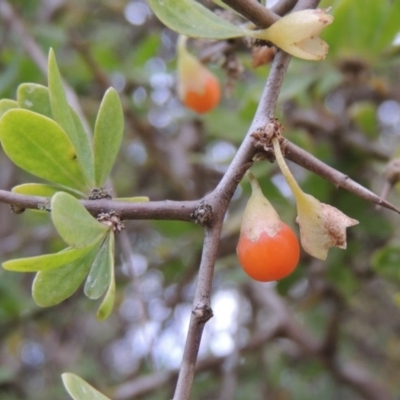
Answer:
272;138;304;199
244;28;272;42
271;0;298;14
176;34;187;56
172;225;221;400
247;171;262;195
221;0;280;27
283;141;400;214
0;189;200;221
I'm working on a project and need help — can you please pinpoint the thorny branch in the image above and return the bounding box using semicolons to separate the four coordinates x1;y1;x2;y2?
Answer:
283;141;400;213
172;45;293;400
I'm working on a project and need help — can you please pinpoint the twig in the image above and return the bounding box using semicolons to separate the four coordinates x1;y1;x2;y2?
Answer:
0;189;199;221
271;0;298;14
283;140;400;213
221;0;280;27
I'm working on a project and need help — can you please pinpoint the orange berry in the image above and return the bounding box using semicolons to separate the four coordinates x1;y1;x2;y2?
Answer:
182;73;220;114
237;172;300;282
237;223;300;282
177;35;221;114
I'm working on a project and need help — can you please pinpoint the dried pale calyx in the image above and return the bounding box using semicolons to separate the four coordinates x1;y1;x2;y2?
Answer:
239;172;282;241
247;9;334;61
294;190;359;260
272;138;358;260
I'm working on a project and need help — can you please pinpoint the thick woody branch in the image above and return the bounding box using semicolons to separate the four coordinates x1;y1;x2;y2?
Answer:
173;45;293;400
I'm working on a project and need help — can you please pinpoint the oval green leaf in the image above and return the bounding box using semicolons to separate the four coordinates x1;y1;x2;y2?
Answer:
84;234;113;300
93;87;124;187
12;183;78;198
0;99;18;118
17;83;53;118
96;233;115;321
33;243;100;307
48;49;94;186
0;109;87;191
2;246;93;272
71;106;95;186
51;192;109;248
147;0;245;39
62;373;111;400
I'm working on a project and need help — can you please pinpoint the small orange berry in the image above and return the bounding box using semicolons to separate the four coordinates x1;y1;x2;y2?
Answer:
177;35;221;114
237;223;300;282
237;172;300;282
182;73;220;114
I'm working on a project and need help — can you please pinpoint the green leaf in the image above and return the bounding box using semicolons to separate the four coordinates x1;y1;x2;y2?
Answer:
18;81;95;185
372;245;400;281
71;106;95;185
0;99;18;118
2;246;93;272
62;373;111;400
0;109;87;191
84;234;113;299
147;0;245;39
32;243;100;307
17;83;53;118
96;233;116;321
324;0;400;58
93;88;124;187
51;192;109;248
48;49;94;186
12;183;76;198
373;0;400;51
